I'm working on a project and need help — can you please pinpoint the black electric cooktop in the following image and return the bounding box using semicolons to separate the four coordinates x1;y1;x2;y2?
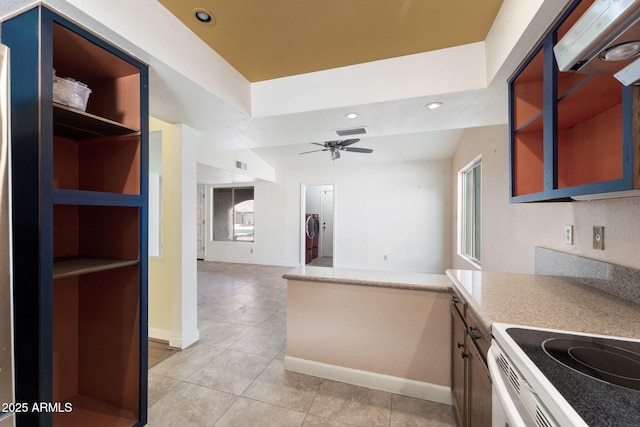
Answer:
506;327;640;426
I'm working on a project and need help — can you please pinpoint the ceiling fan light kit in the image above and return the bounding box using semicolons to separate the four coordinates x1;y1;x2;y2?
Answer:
298;138;373;161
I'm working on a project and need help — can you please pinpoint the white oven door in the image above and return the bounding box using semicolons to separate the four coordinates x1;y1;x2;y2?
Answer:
488;344;532;427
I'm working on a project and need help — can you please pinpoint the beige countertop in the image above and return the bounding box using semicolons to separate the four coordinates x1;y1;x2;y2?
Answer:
283;266;450;292
447;269;640;340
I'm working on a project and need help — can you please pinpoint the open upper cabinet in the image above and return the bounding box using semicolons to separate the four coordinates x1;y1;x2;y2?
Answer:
509;0;640;202
2;6;148;426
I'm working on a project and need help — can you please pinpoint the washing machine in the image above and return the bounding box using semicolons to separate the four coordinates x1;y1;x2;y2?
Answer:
311;214;320;259
305;213;316;264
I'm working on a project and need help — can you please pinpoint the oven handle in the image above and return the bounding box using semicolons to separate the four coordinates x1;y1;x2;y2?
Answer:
487;344;528;427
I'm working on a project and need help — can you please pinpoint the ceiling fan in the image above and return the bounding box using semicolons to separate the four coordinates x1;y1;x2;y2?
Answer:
298;138;373;160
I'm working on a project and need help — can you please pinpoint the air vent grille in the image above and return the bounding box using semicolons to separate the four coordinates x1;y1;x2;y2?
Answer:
497;353;520;394
235;160;247;170
336;127;367;137
535;406;553;427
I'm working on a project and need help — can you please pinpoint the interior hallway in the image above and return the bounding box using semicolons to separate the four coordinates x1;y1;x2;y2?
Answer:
147;261;456;426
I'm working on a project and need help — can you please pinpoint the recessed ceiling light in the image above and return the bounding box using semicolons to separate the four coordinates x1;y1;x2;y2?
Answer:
345;112;359;119
425;102;443;110
193;8;215;25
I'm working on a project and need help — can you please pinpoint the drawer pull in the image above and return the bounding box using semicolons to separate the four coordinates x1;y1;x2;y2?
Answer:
467;326;480;340
457;342;464;349
450;295;459;304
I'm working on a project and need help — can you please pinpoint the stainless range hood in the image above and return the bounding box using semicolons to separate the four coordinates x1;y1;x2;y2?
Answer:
554;0;640;85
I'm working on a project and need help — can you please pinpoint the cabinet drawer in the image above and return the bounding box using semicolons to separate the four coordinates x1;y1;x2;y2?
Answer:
450;289;466;318
465;308;491;363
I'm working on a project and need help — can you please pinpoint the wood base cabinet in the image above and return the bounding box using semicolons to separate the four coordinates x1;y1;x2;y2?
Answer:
450;291;491;427
3;6;148;426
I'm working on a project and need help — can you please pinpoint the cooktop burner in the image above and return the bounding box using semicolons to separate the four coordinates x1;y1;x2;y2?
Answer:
504;327;640;426
542;338;640;391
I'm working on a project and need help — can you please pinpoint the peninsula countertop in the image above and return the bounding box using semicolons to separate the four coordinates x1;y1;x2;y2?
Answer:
447;269;640;340
283;266;450;292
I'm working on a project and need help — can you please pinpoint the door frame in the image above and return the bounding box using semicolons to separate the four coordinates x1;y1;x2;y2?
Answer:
300;182;337;266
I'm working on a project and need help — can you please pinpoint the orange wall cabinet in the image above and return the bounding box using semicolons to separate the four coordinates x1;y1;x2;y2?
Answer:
3;6;148;426
509;0;640;202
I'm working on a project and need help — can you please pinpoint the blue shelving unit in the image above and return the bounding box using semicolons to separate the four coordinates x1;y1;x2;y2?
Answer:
3;6;148;426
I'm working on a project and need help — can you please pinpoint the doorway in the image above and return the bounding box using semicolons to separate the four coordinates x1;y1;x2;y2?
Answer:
302;183;335;267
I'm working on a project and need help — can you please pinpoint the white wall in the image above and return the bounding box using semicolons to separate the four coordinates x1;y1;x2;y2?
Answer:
452;125;640;273
148;118;199;349
205;159;452;273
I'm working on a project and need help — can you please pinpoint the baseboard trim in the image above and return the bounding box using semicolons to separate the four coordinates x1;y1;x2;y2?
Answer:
284;356;452;405
149;328;171;343
149;328;200;350
170;328;200;350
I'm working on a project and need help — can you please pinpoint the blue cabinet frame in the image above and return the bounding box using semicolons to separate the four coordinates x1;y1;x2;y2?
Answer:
3;6;148;426
509;0;638;203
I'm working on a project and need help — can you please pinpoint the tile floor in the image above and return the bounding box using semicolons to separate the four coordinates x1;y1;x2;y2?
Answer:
147;261;457;427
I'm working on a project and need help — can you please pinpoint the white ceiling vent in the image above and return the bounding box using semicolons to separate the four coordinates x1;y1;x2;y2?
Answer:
235;160;247;170
335;127;368;137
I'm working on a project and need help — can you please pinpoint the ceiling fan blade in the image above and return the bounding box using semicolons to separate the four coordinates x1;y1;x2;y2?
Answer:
311;142;327;147
337;138;360;147
298;149;327;155
343;147;373;153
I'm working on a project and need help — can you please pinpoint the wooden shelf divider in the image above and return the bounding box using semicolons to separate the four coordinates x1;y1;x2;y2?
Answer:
53;258;139;279
53;103;139;140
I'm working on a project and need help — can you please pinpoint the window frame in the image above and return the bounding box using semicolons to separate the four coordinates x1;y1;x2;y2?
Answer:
457;156;482;267
211;186;255;243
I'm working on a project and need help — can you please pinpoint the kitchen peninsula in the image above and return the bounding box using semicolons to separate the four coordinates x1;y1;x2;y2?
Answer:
283;266;453;404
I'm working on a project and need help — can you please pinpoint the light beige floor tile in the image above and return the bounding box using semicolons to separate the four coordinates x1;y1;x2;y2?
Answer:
188;349;272;395
199;320;254;348
216;293;259;308
390;394;457;427
214;397;306;427
258;310;287;331
229;326;286;357
243;359;324;412
216;306;277;327
275;347;287;360
302;414;355;427
148;373;181;407
150;343;225;381
147;382;237;427
308;380;391;427
246;294;287;310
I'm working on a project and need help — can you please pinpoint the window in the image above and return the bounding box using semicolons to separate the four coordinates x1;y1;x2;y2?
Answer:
212;187;254;242
458;158;481;265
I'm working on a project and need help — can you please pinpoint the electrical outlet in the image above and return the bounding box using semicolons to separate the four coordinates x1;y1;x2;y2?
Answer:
593;226;604;250
564;225;573;245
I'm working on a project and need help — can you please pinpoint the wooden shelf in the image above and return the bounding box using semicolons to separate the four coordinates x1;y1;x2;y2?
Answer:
53;103;139;140
53;394;137;427
53;258;139;279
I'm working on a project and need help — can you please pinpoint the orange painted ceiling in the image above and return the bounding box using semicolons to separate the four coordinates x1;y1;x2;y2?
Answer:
158;0;504;82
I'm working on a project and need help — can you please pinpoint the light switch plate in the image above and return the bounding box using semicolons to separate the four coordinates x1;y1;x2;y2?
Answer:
593;226;604;250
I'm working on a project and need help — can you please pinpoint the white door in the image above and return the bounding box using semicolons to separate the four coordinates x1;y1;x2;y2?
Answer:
196;186;205;259
321;188;334;257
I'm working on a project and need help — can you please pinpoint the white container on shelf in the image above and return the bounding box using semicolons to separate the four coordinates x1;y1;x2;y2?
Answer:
52;71;91;111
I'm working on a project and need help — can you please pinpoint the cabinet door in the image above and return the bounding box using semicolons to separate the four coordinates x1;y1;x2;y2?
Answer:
451;304;467;427
467;338;492;427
